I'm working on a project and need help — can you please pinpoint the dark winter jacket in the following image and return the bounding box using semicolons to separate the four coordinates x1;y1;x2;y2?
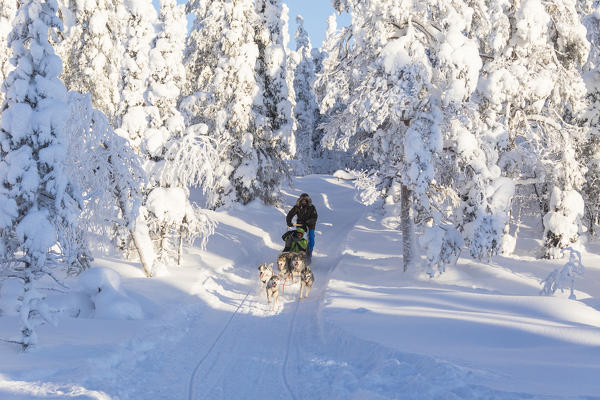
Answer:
286;194;318;230
282;230;308;253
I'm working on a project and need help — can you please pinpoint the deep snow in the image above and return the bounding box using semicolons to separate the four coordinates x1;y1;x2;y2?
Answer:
1;175;599;399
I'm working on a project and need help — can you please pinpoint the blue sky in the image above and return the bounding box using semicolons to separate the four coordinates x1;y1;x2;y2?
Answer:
285;0;347;50
176;0;348;51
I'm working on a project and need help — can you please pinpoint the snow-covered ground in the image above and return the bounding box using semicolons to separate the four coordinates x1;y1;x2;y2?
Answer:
1;175;599;399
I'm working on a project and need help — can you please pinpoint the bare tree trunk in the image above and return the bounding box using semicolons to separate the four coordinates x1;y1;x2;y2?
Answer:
401;184;414;272
159;225;167;261
129;228;153;277
178;224;184;266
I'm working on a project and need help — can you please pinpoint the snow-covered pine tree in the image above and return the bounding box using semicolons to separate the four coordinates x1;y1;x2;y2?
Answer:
143;0;217;265
0;0;17;107
104;0;160;273
290;15;319;174
582;3;600;236
323;0;485;271
314;13;350;148
283;4;299;174
253;0;293;202
182;0;276;207
0;0;90;350
115;0;157;149
183;0;221;104
475;0;589;258
54;0;123;124
313;12;357;173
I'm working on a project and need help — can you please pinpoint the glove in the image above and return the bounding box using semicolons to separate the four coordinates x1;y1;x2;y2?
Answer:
287;223;293;228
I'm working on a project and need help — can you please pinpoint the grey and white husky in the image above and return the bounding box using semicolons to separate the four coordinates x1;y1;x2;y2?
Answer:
266;275;281;311
290;252;306;282
277;252;292;280
300;266;314;300
258;263;273;288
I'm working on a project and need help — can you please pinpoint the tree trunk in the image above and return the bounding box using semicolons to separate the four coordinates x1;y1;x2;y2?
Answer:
401;184;414;272
106;147;155;277
178;224;184;266
20;271;36;352
159;225;167;261
130;228;154;277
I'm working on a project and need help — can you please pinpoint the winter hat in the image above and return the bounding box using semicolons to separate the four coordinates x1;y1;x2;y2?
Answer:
297;193;312;206
296;227;305;235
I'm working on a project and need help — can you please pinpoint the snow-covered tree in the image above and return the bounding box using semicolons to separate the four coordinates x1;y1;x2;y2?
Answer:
323;1;486;271
582;3;600;236
0;0;17;107
115;0;157;148
0;0;89;350
251;0;293;201
290;15;319;173
183;0;222;103
313;13;357;173
475;0;589;258
255;0;295;154
314;13;350;146
142;0;218;264
54;0;123;124
183;0;282;207
63;92;156;276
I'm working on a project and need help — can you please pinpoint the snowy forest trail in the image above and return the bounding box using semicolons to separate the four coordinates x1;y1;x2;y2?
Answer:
69;175;371;400
183;175;370;399
3;175;597;399
92;175;533;400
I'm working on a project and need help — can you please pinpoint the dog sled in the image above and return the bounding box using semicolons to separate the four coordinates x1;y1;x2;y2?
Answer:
258;226;314;311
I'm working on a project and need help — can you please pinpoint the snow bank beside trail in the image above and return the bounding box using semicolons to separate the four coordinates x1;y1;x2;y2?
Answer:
0;378;112;400
323;207;600;398
333;169;357;181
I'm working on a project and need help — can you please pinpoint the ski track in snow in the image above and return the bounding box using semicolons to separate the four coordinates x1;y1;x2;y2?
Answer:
187;290;251;400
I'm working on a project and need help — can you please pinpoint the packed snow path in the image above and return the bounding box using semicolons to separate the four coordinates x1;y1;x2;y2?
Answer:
184;176;372;399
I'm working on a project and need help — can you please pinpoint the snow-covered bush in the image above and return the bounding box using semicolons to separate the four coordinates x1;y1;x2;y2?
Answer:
146;187;216;265
420;221;464;277
543;188;585;259
540;247;585;299
77;267;143;320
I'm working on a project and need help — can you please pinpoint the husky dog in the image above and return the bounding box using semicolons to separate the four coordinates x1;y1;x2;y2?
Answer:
258;263;273;288
266;275;281;311
290;252;306;282
300;266;314;300
277;252;293;280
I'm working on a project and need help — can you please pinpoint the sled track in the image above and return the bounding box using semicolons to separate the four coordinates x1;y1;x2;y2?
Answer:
187;289;251;400
282;298;300;400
